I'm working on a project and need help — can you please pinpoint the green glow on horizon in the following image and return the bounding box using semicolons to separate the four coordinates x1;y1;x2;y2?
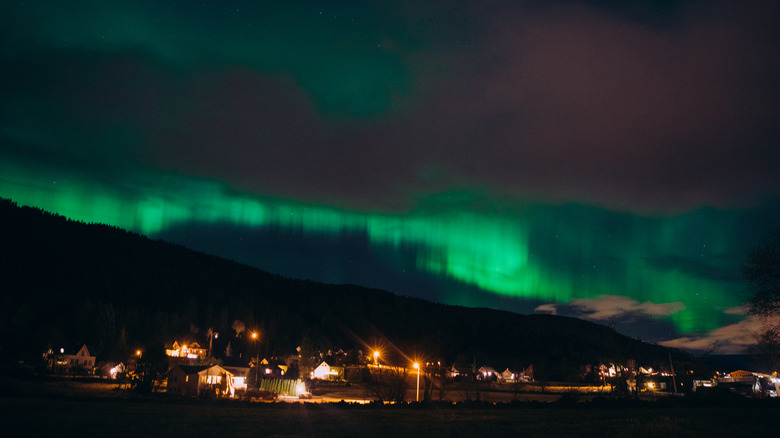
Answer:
0;161;746;335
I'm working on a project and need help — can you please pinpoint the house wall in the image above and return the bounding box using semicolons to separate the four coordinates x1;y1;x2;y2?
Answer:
167;368;199;396
50;345;95;375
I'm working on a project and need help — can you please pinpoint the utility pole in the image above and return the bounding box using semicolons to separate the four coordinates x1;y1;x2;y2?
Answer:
669;352;677;394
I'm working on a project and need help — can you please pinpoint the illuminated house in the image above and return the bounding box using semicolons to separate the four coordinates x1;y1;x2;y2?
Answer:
311;361;343;380
221;358;251;392
716;370;776;397
165;341;208;360
167;364;234;397
477;366;499;381
501;368;531;383
259;358;288;379
43;344;96;375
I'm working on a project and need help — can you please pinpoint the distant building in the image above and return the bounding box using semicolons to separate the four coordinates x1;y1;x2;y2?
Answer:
167;364;234;397
312;361;343;380
258;358;289;379
477;366;499;381
501;368;531;383
43;344;96;375
221;357;251;392
166;341;208;360
716;370;777;398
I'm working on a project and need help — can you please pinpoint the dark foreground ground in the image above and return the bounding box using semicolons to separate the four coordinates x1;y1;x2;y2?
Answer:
2;377;778;437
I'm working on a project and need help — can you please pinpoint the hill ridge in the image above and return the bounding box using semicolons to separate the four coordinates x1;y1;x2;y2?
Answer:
0;198;699;379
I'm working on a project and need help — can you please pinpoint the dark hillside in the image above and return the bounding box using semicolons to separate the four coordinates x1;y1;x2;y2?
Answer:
0;198;699;379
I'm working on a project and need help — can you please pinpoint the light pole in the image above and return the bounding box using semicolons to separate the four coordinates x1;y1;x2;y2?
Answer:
413;362;420;402
373;351;379;367
251;332;259;388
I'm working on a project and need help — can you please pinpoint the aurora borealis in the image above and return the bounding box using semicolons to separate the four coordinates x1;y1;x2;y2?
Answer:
2;1;780;353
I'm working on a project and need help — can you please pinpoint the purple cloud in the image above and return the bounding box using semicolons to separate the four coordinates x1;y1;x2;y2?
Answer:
133;1;780;212
659;309;780;354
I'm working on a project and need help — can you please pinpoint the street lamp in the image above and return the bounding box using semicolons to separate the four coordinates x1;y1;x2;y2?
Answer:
373;351;380;367
413;362;420;402
251;332;260;388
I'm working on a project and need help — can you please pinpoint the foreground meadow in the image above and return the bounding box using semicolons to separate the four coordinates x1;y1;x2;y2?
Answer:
1;377;777;437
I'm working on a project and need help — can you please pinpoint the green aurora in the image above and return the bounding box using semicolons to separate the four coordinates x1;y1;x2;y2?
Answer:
1;157;759;336
2;1;780;352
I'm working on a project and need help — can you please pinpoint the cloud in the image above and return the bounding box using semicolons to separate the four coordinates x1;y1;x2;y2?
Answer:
4;1;779;214
566;295;686;320
659;314;780;354
534;303;558;315
724;305;750;315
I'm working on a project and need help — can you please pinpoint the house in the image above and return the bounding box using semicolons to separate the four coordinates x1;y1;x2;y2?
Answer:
716;370;776;397
258;358;288;379
311;361;343;380
477;366;499;381
221;358;251;392
43;344;96;375
637;374;678;394
100;362;126;379
167;364;234;397
501;368;531;383
165;341;208;360
498;367;533;383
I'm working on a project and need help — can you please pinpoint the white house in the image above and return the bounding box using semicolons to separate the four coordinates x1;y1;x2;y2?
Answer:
44;344;96;375
167;364;234;397
311;361;342;380
478;366;499;381
222;364;250;391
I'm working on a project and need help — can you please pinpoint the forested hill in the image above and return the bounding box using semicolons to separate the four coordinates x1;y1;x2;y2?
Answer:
0;198;698;379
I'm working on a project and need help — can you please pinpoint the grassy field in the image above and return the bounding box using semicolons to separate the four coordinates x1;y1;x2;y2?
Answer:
2;377;778;437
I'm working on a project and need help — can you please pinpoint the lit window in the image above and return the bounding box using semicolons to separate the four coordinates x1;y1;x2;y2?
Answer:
207;375;222;384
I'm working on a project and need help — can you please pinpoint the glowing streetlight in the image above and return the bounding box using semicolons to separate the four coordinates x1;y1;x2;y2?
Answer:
251;332;260;387
373;351;380;367
413;362;420;402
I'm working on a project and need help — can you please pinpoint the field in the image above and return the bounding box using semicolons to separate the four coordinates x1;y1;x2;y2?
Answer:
2;377;778;437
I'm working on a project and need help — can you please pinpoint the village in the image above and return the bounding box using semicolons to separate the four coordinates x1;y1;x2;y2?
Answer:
38;329;780;403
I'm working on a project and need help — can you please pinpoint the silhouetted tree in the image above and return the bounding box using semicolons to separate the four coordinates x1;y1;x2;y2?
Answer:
364;366;408;402
745;230;780;371
130;344;166;393
297;336;317;379
745;230;780;317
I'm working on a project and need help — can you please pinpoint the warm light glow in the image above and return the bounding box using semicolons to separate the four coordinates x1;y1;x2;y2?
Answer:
136;350;142;356
251;332;258;340
373;351;379;359
413;362;419;369
207;375;222;384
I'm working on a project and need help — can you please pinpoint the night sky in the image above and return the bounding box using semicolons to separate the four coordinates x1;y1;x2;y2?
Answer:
2;0;780;353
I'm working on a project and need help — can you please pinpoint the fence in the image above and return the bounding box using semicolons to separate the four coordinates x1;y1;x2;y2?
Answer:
258;377;302;396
